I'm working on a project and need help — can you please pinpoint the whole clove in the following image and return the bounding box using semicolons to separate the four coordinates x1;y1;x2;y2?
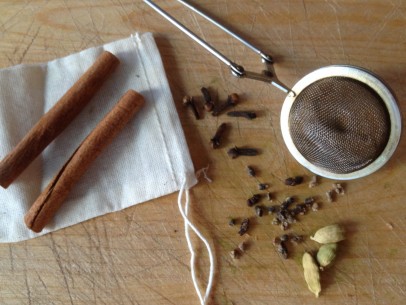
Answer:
227;110;257;120
238;218;250;236
284;176;303;186
210;122;227;149
227;146;259;158
212;93;239;116
200;87;214;112
247;194;261;206
183;95;200;119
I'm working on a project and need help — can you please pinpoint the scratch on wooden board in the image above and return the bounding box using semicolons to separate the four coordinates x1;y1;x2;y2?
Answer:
301;0;317;57
365;234;379;305
329;2;347;60
366;3;399;48
19;25;42;64
24;243;33;305
8;244;15;272
49;234;75;305
378;215;406;247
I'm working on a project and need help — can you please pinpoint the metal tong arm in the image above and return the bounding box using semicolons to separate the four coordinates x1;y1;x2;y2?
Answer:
177;0;273;65
144;0;292;94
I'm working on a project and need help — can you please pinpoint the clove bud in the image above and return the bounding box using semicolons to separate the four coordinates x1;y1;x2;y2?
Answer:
182;95;200;119
210;123;227;149
227;110;256;120
212;93;239;116
227;146;259;158
200;87;214;112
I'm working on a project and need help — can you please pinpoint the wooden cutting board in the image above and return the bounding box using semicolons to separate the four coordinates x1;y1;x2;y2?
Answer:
0;1;405;304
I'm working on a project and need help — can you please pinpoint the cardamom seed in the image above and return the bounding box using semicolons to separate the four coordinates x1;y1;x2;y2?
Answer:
302;252;321;297
316;243;337;270
310;224;345;244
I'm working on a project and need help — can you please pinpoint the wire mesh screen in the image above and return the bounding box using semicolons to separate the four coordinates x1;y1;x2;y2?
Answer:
288;76;391;174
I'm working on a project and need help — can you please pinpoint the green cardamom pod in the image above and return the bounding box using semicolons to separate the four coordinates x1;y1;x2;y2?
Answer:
310;224;345;244
302;252;321;297
316;243;338;269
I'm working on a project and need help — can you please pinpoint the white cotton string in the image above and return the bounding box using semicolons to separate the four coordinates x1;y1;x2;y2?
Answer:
195;165;212;183
183;188;202;304
177;180;215;305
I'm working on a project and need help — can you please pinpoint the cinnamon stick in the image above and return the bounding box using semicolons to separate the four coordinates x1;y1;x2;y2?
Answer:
24;90;145;233
0;51;120;188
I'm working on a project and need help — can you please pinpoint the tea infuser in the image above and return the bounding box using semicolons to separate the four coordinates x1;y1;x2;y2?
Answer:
144;0;401;180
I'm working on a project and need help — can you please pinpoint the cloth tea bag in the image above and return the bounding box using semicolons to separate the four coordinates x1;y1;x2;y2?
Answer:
0;32;214;305
0;33;197;242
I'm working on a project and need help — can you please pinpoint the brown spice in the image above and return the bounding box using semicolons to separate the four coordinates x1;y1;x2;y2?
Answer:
227;146;259;158
284;176;303;186
247;194;261;207
227;110;257;120
0;51;120;189
24;90;145;233
212;93;239;116
210;123;227;149
183;95;200;119
200;87;214;112
238;218;250;236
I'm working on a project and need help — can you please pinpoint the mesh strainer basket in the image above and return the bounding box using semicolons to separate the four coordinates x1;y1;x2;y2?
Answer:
281;66;400;179
145;0;402;180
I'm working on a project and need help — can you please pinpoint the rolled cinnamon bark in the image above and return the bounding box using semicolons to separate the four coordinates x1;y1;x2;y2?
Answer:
24;90;145;233
0;51;120;188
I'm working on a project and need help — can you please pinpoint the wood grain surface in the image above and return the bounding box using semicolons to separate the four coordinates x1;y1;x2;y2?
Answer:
0;1;405;305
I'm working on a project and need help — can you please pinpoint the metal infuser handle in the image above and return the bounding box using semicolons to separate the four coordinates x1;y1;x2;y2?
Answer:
177;0;273;64
144;0;293;95
143;0;243;76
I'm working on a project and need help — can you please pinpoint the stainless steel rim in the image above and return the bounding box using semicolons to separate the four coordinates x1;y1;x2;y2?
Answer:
281;65;402;180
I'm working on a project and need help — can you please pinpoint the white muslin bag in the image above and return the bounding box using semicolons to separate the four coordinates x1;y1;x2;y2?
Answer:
0;33;198;242
0;32;214;305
